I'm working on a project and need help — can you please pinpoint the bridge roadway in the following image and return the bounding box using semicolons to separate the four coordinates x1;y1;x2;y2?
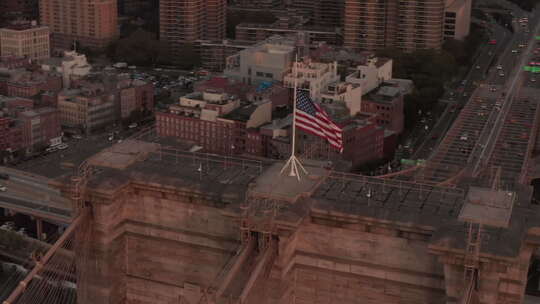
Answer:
413;16;514;161
417;6;540;187
0;167;72;224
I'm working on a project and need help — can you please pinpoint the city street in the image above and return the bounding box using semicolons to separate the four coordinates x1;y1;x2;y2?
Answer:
9;126;143;179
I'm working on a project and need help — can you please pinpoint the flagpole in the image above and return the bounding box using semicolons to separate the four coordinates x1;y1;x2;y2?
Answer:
280;53;308;180
291;53;299;158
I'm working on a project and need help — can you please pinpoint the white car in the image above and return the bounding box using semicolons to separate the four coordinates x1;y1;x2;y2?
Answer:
0;185;6;192
45;146;58;153
497;65;503;70
56;143;68;150
128;123;138;129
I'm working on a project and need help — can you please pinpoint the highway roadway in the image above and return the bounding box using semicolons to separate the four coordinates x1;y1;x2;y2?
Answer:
0;167;72;224
413;5;534;161
414;3;540;186
469;13;540;175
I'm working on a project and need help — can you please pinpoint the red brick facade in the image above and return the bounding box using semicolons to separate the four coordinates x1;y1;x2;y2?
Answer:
120;82;154;119
6;73;62;98
157;111;266;157
18;107;62;150
0;117;23;152
361;94;404;135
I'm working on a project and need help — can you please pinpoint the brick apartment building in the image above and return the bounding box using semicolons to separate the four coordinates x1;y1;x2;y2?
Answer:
0;96;34;115
294;116;384;167
0;117;23;154
54;74;154;133
0;68;62;97
39;0;118;51
156;90;272;156
57;88;117;134
0;21;50;61
361;85;404;135
119;79;155;120
5;70;62;98
159;0;226;54
18;107;61;152
344;0;446;52
0;56;32;69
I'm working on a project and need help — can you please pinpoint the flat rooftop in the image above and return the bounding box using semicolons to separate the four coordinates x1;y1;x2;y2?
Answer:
79;139;540;259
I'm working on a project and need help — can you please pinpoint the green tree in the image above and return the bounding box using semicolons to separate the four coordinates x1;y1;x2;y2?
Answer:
159;43;201;69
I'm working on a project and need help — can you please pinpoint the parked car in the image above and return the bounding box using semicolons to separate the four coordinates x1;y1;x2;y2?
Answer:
0;173;9;180
45;146;58;153
0;185;7;192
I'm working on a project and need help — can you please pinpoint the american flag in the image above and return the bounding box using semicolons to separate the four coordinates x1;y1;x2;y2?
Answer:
295;89;343;153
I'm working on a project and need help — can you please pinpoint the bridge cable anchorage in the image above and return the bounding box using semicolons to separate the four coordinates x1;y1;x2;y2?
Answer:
4;158;98;304
2;209;87;304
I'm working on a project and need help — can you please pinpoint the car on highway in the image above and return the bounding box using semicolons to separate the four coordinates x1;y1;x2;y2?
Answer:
45;146;58;153
0;173;8;180
0;185;6;192
56;143;68;150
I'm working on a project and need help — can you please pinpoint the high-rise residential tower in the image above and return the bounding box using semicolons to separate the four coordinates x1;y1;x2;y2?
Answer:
289;0;345;28
344;0;446;52
0;21;50;61
39;0;118;51
159;0;226;54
